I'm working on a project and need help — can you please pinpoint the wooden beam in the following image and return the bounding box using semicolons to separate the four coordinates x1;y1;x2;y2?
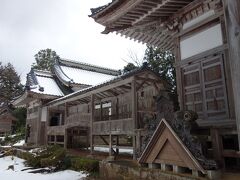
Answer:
132;0;171;25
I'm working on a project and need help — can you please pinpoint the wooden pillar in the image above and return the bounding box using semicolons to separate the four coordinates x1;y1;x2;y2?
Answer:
116;136;119;155
109;134;112;156
37;100;42;145
211;128;224;168
64;103;68;148
132;77;137;159
100;101;102;121
90;94;95;154
64;129;67;149
224;0;240;150
116;98;119;119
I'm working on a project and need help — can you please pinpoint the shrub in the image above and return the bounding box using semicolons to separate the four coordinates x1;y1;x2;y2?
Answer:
40;148;66;168
71;157;99;173
18;145;66;168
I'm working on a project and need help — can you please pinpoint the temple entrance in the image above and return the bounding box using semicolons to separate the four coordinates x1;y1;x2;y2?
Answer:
67;126;89;149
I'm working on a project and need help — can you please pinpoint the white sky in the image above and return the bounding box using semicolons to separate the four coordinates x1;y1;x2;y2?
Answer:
0;0;146;83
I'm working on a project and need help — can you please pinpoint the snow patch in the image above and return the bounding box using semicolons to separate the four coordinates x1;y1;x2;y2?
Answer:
0;156;86;180
13;140;25;147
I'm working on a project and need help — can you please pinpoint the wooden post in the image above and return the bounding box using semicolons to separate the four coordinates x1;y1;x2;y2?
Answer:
64;129;67;149
37;100;42;145
210;128;224;168
132;77;137;159
224;0;240;150
116;98;119;119
64;103;68;148
109;134;112;156
100;101;102;121
116;136;119;155
90;94;95;154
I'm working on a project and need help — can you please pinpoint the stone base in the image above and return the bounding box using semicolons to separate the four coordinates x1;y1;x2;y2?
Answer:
207;170;221;180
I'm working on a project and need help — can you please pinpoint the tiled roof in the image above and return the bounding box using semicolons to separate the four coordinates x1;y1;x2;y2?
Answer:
60;66;117;86
26;69;64;97
59;58;120;76
54;58;120;87
48;66;166;106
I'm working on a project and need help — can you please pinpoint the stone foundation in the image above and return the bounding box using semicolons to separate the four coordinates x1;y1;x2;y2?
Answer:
100;161;202;180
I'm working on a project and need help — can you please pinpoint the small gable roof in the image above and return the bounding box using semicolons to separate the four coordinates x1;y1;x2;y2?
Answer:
139;118;205;174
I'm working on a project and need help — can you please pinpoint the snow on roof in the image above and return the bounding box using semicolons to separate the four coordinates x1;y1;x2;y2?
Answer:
59;58;119;76
60;65;117;86
30;75;64;97
34;70;53;78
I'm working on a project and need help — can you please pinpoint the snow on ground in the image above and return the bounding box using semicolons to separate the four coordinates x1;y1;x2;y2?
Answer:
13;140;25;147
0;136;5;141
0;156;86;180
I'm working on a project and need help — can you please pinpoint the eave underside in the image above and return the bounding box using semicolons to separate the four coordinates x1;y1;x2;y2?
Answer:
92;0;217;50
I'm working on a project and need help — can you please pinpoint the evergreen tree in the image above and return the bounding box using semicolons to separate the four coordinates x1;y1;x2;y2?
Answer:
12;107;27;133
123;62;137;73
0;62;23;104
143;46;176;92
122;46;179;110
32;48;60;71
143;46;178;110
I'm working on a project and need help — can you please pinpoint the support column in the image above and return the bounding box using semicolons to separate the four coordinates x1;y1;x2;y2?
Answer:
116;136;119;155
109;134;112;156
64;103;68;149
131;77;137;160
224;0;240;150
90;94;95;154
64;129;67;149
211;128;224;168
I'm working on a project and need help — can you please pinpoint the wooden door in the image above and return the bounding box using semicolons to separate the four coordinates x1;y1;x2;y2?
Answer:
202;55;229;120
182;63;204;119
181;54;229;121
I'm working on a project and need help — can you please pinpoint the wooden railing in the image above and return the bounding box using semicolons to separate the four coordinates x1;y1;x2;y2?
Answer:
93;118;133;135
66;113;90;124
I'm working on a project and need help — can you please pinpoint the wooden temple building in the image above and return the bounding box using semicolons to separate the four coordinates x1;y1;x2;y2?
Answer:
12;0;240;178
13;58;120;145
46;66;166;158
90;0;240;177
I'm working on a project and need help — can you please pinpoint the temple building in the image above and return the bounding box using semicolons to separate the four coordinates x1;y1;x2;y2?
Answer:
90;0;240;176
13;58;120;145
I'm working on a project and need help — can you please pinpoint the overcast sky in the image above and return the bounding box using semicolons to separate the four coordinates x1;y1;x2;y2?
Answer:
0;0;146;83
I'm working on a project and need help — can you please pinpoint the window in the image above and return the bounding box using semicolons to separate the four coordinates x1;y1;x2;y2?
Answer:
49;112;64;126
180;23;223;60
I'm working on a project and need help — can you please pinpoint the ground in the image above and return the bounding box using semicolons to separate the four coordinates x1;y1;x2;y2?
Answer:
0;156;86;180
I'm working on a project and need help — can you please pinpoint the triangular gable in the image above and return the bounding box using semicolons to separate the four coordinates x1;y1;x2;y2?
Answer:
139;119;205;174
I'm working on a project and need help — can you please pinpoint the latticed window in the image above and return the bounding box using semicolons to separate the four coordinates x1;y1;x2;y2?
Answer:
182;55;229;120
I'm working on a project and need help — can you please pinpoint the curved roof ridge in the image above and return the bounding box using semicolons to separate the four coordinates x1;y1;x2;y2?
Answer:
53;63;74;87
59;58;120;76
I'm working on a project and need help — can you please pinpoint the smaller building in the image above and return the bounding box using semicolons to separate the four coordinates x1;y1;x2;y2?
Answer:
0;106;17;136
13;58;120;145
46;66;167;159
